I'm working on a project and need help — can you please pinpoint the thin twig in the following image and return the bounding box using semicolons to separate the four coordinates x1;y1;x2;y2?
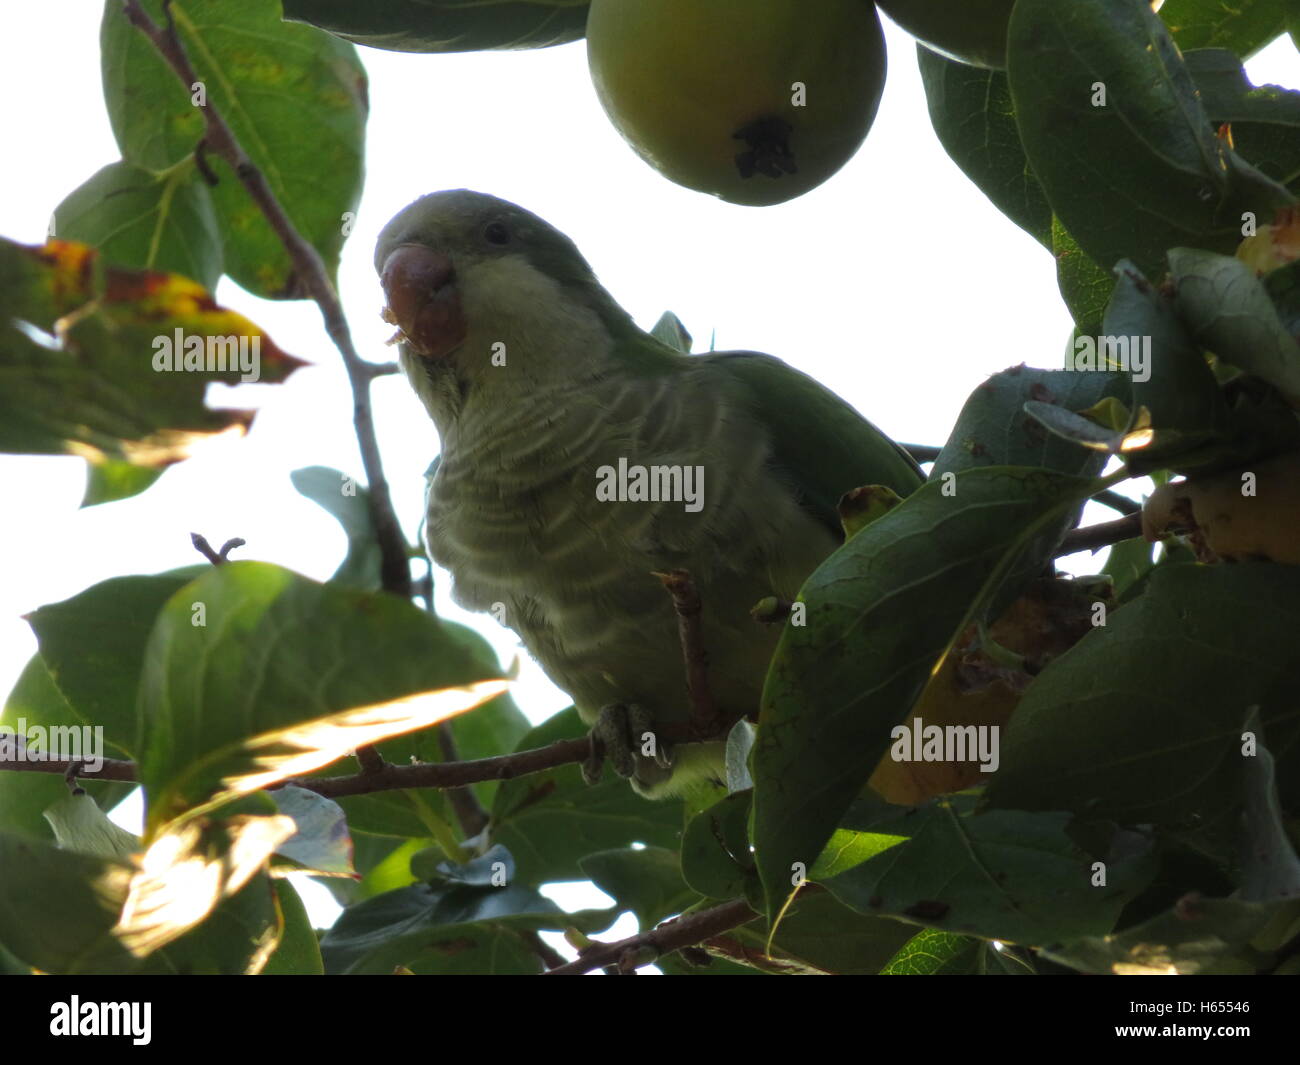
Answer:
191;532;221;565
901;443;941;463
436;723;490;838
544;897;757;975
360;361;402;379
123;0;410;598
1056;512;1143;556
654;569;720;736
190;532;240;565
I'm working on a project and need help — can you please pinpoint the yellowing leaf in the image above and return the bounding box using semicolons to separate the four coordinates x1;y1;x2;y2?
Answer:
220;680;510;798
0;236;305;465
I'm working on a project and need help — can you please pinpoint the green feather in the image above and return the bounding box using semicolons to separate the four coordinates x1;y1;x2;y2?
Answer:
694;351;924;537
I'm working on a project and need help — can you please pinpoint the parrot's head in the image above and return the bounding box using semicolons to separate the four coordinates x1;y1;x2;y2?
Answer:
375;189;637;428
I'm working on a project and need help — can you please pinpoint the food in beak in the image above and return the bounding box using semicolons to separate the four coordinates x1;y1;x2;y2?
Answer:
379;244;467;360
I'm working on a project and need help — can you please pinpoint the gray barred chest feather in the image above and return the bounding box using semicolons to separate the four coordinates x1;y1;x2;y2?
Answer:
424;370;837;724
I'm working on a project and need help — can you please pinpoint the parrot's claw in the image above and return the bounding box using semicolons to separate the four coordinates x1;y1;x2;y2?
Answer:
582;703;673;786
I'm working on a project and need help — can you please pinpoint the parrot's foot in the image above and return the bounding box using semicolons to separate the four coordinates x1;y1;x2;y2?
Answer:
582;703;673;787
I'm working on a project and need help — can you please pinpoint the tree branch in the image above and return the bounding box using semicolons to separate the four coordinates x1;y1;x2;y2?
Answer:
1093;488;1141;516
544;898;757;975
1055;512;1143;556
0;747;137;783
0;720;716;795
121;0;410;599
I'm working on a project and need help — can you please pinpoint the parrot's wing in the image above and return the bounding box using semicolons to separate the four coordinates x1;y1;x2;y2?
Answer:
697;351;925;538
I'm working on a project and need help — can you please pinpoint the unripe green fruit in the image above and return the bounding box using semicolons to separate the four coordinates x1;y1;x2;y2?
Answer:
585;0;886;206
876;0;1016;69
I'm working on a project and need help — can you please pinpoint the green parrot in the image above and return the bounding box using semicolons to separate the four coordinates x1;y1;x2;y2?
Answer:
375;190;922;797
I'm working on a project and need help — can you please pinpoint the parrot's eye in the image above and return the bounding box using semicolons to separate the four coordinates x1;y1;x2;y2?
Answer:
482;221;511;246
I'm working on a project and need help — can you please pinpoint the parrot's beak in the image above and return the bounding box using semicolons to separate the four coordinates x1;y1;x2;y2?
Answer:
379;244;466;361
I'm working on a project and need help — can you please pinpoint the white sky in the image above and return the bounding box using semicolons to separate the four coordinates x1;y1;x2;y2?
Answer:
1;6;1297;947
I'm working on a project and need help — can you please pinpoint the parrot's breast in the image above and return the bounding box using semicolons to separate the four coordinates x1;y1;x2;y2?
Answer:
425;361;837;793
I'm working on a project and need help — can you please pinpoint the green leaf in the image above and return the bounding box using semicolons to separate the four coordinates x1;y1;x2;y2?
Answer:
136;870;281;975
412;842;506;886
1021;400;1125;451
753;467;1099;918
0;656;132;840
0;831;138;974
261;879;325;974
724;719;755;792
100;0;367;298
825;805;1157;945
1238;732;1300;902
1102;535;1155;600
1185;49;1300;194
879;0;1015;70
727;891;918;975
681;790;757;900
809;825;908;881
1263;257;1300;336
269;786;354;877
932;365;1128;477
1053;217;1114;336
579;847;695;930
1103;259;1233;473
1045;895;1286;974
53;159;222;290
319;877;569;974
488;707;684;886
136;562;505;830
932;365;1127;608
1007;0;1292;282
290;465;381;589
307;831;417;909
916;47;1052;249
985;564;1300;835
1168;246;1300;406
1159;0;1287;59
81;458;165;507
881;927;984;974
43;791;140;861
282;0;590;53
27;574;191;756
